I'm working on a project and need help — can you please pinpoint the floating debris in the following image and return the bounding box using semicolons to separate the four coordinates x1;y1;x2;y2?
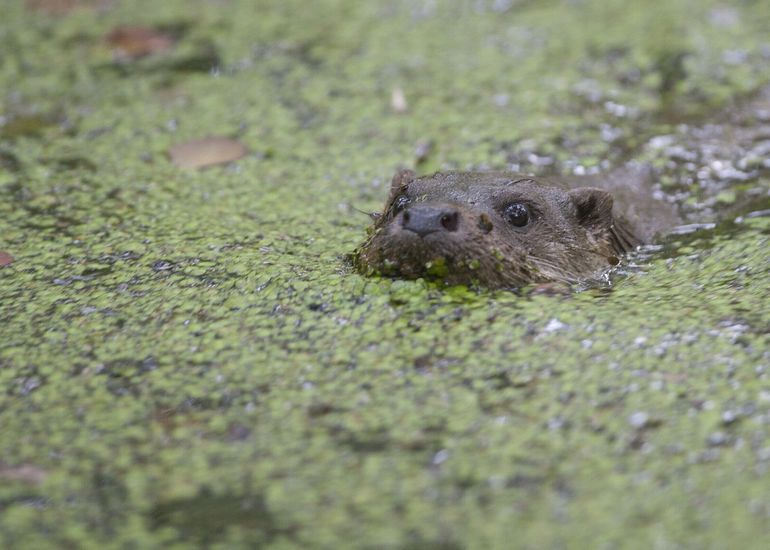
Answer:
391;87;408;113
543;318;569;333
168;137;248;169
628;411;650;429
0;251;14;267
0;463;48;484
106;25;176;62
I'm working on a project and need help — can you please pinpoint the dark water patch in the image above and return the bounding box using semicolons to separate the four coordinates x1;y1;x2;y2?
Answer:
144;254;254;287
226;423;252;442
607;227;763;290
0;149;22;172
177;390;246;413
590;193;769;292
651;194;770;259
52;274;96;285
4;363;45;397
0;113;57;139
152;22;194;41
151;493;294;546
151;259;176;272
79;263;114;277
42;155;98;172
656;50;689;99
99;40;221;77
396;536;464;550
83;126;114;140
0;495;49;514
92;251;143;264
166;42;221;73
90;467;130;537
97;357;157;397
18;376;42;397
333;426;391;453
306;401;347;418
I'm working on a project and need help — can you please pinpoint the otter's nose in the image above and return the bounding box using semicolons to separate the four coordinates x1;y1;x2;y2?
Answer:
401;204;460;237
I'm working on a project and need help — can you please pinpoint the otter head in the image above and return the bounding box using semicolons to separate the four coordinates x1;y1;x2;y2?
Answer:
354;170;640;289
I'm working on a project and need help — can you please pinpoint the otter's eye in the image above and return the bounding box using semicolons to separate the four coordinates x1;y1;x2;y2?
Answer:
504;203;530;227
392;195;410;213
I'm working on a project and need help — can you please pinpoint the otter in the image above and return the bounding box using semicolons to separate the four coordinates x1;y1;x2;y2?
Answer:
354;169;679;289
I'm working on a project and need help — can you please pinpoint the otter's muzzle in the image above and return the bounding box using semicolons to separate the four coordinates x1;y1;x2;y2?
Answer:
401;204;460;237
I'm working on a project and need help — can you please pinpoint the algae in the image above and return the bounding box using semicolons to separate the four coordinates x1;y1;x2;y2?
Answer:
1;0;769;548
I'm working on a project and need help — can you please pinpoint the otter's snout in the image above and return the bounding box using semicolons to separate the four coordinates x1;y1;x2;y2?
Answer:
401;204;460;237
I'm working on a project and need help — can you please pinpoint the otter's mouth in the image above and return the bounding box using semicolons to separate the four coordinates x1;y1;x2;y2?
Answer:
359;228;461;280
355;214;555;288
354;219;520;287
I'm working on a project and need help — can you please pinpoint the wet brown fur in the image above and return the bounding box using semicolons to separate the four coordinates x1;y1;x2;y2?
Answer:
354;169;677;289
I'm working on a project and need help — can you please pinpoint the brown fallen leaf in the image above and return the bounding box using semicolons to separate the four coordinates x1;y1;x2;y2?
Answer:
0;251;14;267
168;137;248;169
106;25;175;61
0;464;48;484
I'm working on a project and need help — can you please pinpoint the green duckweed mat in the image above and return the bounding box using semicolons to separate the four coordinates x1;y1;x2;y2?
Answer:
1;1;769;548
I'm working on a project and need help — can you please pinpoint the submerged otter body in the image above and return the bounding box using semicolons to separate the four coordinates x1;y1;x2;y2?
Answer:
354;169;678;289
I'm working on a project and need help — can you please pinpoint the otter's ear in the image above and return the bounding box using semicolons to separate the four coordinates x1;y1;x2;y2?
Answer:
389;168;415;197
568;187;614;228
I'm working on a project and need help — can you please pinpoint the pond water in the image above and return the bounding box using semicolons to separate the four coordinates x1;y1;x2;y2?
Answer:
1;1;768;547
